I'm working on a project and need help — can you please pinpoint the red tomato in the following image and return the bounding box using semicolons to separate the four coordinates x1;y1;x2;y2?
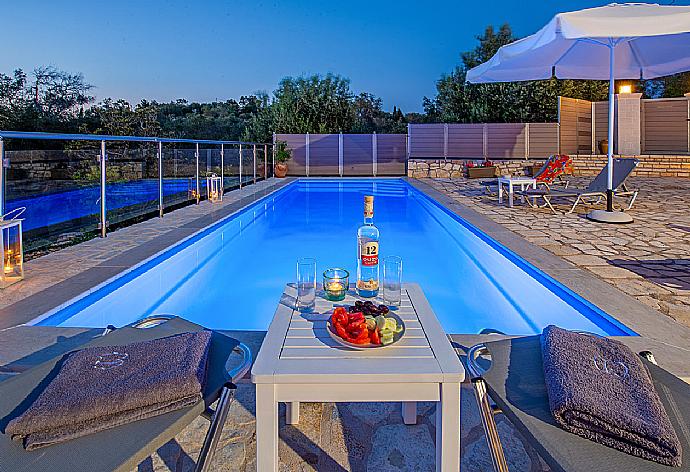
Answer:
331;311;348;327
351;335;370;344
370;329;381;345
335;324;348;339
348;312;365;323
348;320;366;332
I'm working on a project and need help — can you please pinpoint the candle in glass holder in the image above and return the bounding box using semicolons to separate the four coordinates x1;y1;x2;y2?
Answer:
323;268;349;301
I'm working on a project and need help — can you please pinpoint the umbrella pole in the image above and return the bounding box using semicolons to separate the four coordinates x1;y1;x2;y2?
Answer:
587;43;633;224
606;44;615;213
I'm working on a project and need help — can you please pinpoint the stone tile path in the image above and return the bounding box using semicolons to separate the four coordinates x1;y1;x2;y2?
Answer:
425;176;690;328
133;384;550;472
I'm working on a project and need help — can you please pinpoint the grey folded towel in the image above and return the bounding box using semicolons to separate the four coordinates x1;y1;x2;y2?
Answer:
6;330;212;450
541;325;682;466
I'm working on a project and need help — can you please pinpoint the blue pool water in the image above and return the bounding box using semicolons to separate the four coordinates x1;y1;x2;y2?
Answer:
37;179;635;335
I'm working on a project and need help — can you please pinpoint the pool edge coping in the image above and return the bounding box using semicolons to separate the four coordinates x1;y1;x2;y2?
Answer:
405;177;690;354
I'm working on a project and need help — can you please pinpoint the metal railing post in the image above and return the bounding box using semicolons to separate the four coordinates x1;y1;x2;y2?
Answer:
338;132;344;177
406;123;411;176
158;141;163;217
305;132;310;177
100;140;107;237
239;144;243;189
0;139;5;217
272;133;276;177
220;144;224;194
524;123;530;160
253;144;257;184
372;132;378;177
264;144;268;179
591;101;597;154
195;142;200;204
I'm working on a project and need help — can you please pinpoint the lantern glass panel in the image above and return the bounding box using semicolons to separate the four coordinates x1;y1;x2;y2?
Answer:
207;174;222;203
1;220;24;288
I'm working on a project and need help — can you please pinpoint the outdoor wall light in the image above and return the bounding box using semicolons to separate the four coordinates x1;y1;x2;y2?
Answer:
207;173;222;203
619;84;632;94
1;218;24;288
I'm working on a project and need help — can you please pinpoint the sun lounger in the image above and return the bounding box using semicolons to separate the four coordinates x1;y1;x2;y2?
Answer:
464;334;690;472
482;154;572;195
0;315;251;472
521;158;639;214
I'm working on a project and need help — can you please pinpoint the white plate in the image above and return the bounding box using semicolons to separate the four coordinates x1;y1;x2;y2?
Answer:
326;313;406;350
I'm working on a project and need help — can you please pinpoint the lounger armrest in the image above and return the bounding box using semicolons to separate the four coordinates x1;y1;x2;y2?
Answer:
228;342;252;382
467;343;491;380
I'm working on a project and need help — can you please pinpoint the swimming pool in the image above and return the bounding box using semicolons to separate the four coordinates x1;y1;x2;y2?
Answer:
35;179;635;335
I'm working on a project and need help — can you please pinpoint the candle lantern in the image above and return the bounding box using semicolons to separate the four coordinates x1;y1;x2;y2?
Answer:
188;177;199;201
1;219;24;289
323;268;349;301
207;173;222;203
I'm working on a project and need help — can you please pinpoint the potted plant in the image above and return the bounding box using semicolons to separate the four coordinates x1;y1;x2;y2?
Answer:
598;139;608;155
274;140;291;178
466;159;498;179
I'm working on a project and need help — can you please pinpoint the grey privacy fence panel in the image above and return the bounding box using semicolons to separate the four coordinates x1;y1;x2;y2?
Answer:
375;134;407;175
408;124;445;158
275;134;308;176
409;123;559;160
274;133;407;176
447;124;484;158
527;123;560;158
486;123;527;159
642;98;689;153
309;134;339;175
343;134;374;176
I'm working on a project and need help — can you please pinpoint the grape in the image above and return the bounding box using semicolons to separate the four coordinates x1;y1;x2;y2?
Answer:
378;305;390;315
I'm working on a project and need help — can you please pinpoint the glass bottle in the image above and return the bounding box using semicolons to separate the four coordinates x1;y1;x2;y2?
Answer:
356;195;380;297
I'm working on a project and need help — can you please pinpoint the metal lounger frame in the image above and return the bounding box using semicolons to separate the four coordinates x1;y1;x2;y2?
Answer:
526;185;639;214
129;314;252;472
465;340;660;472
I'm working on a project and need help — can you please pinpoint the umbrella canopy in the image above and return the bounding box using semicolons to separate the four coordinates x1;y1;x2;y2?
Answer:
467;3;690;82
466;3;690;223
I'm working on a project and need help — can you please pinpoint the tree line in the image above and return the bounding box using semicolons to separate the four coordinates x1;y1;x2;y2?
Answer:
1;24;687;144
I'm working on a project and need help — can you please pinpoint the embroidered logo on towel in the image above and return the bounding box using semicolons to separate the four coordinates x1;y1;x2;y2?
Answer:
593;355;629;379
93;351;129;370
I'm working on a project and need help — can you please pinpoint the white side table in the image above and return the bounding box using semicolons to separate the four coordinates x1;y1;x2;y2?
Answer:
497;176;537;207
252;283;465;471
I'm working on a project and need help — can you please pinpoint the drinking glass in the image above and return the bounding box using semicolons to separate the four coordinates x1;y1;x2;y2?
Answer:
296;257;317;311
382;255;403;306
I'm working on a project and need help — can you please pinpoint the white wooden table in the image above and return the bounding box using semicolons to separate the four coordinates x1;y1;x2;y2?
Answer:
252;283;465;471
497;176;537;207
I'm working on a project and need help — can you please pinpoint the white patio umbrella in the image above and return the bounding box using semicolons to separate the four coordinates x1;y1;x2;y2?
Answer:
466;3;690;223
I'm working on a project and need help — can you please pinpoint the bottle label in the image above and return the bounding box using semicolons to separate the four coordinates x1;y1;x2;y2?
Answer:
364;197;374;218
360;241;379;266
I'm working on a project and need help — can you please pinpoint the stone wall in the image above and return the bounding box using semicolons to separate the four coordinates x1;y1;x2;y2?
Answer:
407;159;544;179
6;150;151;181
571;154;690;178
408;155;690;179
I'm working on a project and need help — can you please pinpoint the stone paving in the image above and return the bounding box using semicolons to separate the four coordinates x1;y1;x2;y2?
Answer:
425;176;690;328
133;384;550;472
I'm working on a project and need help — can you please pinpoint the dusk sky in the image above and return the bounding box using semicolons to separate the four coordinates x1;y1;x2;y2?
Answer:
3;0;688;112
